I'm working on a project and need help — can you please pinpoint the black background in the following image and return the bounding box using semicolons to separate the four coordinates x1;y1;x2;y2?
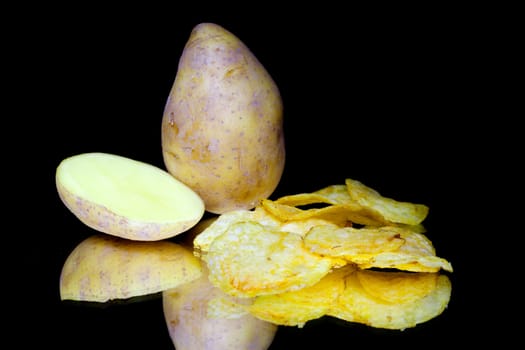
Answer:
10;3;501;348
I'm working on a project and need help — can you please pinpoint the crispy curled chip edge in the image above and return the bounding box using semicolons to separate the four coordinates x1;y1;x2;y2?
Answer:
345;178;429;225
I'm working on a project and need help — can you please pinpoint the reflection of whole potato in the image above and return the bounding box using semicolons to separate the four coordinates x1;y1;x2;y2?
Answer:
163;266;277;350
161;22;285;214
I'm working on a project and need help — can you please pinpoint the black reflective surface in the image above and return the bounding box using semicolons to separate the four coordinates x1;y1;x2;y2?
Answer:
17;6;486;348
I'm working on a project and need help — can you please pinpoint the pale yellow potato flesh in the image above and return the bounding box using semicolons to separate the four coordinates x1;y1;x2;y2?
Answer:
59;234;203;302
56;152;205;241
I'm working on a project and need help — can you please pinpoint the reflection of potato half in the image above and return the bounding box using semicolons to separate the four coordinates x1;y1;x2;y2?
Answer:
56;152;205;241
60;235;202;302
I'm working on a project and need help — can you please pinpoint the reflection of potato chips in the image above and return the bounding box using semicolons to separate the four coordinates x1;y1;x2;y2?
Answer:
247;265;355;327
328;271;451;330
203;221;341;297
356;269;438;304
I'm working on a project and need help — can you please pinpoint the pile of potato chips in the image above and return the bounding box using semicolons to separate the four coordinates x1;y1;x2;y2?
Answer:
192;178;452;330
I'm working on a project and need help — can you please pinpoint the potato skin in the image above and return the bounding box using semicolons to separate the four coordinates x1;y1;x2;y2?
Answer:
56;179;201;241
161;22;285;214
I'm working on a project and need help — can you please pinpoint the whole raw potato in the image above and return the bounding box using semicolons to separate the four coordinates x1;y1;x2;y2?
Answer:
161;22;285;214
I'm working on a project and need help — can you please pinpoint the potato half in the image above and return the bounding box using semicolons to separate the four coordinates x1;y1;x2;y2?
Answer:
56;152;205;241
59;234;203;302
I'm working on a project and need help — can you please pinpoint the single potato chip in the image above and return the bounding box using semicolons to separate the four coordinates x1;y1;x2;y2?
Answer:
274;185;349;206
203;221;340;297
305;225;452;273
345;178;429;225
304;225;406;256
261;199;385;227
353;229;453;272
193;208;281;256
247;265;355;327
328;271;451;330
312;184;354;205
193;210;256;256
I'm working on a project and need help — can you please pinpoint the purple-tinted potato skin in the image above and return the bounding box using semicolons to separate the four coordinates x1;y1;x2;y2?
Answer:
161;23;285;214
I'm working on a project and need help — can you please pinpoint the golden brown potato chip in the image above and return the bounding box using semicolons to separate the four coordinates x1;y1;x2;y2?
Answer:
247;265;355;327
328;271;451;330
356;253;453;273
203;221;341;297
193;210;255;256
304;225;406;256
305;225;453;273
353;229;453;272
312;184;354;204
275;185;349;206
345;178;429;225
193;209;280;256
261;198;385;227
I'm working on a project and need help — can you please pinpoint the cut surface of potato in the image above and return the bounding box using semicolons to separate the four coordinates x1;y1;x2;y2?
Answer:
56;152;205;240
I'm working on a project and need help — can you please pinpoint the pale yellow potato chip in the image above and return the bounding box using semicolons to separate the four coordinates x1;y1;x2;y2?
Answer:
352;229;453;272
304;225;406;256
356;253;453;273
345;178;429;225
247;265;355;327
274;186;348;206
312;184;354;204
203;221;340;297
60;234;203;302
261;199;385;226
328;271;451;330
305;225;452;273
193;209;280;256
